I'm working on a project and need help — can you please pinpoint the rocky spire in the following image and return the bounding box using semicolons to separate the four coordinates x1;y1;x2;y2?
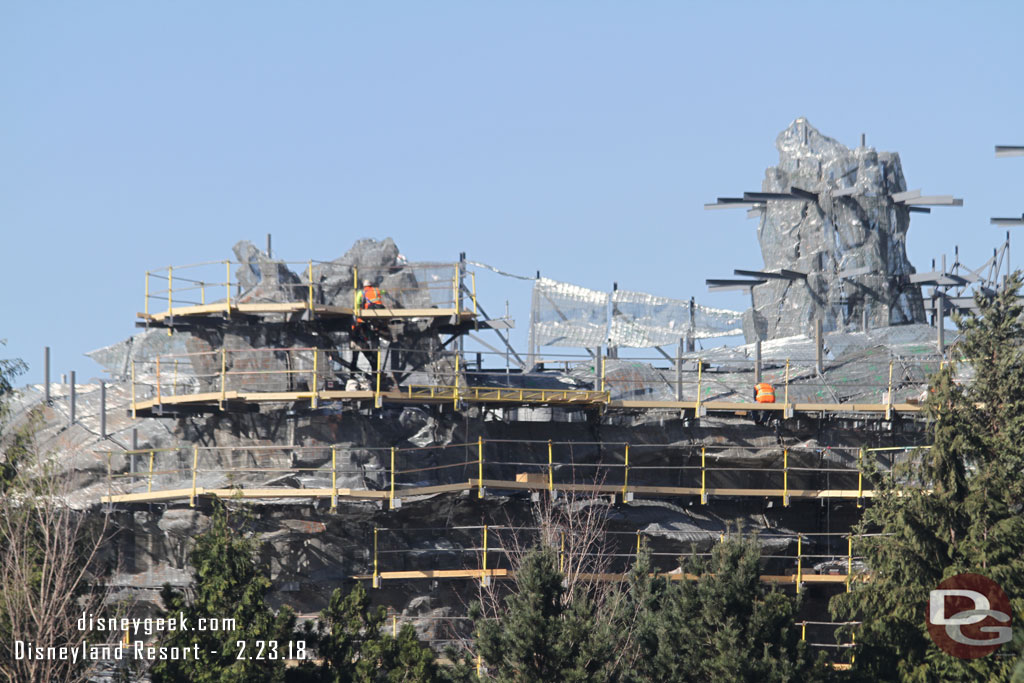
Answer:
744;118;926;341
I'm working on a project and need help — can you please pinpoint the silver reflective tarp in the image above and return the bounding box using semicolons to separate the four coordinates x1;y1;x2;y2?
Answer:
532;280;743;349
609;290;743;347
533;278;608;347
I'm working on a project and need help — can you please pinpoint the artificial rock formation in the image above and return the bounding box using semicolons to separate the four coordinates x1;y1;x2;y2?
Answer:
745;118;926;342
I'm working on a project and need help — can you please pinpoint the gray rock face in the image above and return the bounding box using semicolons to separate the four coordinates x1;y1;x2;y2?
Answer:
749;118;926;341
233;240;304;304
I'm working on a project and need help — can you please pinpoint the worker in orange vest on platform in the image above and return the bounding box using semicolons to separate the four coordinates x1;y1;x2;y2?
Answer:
356;279;385;312
755;383;775;404
753;382;775;425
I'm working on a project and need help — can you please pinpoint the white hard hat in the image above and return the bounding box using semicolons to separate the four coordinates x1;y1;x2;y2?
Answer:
363;279;371;286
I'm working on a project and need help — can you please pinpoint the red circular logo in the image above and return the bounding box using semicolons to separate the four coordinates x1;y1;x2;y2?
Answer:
927;573;1012;659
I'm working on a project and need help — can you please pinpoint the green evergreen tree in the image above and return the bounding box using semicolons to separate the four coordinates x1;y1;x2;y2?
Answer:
620;537;824;683
473;545;618;682
289;580;440;683
151;500;295;683
831;274;1024;681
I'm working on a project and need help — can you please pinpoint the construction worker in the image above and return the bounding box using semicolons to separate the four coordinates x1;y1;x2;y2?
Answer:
753;382;775;425
356;279;385;312
350;279;387;382
755;383;776;404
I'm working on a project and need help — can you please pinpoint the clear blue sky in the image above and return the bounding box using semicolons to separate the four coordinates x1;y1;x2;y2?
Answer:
3;1;1023;381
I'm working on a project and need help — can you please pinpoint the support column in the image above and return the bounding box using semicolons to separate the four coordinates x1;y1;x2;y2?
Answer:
44;347;51;404
936;293;945;356
100;381;107;439
675;337;684;401
814;319;823;376
69;370;76;426
754;339;762;385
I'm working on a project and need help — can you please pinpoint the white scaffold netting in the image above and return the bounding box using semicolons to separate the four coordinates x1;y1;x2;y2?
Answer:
530;279;744;349
609;290;744;347
533;278;609;348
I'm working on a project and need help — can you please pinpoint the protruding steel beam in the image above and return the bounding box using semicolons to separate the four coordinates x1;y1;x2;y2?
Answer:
990;215;1024;226
742;191;808;202
707;278;767;287
896;195;963;206
733;269;806;281
995;145;1024;158
891;189;921;202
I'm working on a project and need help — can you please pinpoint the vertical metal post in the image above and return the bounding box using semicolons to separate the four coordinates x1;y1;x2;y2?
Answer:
454;262;461;315
471;272;477;316
783;448;789;507
622;444;630;497
801;621;806;642
675;337;684;401
452;352;459;409
936;293;945;356
190;445;198;508
784;359;790;408
44;346;50;404
862;308;868;333
173;360;179;396
687;297;696;352
132;428;138;451
100;381;106;439
700;446;707;504
373;527;380;588
376;349;383;408
559;531;565;573
815;318;823;376
147;450;154;493
390;447;396;509
166;266;173;336
796;535;803;593
156;357;161;405
754;339;762;385
266;233;272;258
548;440;554;492
636;530;641;556
392;616;397;638
307;260;314;311
599;353;606;393
857;447;864;508
352;267;359;311
847;536;853;592
69;370;76;426
477;436;484;498
220;348;227;408
695;358;703;416
481;525;488;586
886;359;894;420
331;446;337;510
311;349;318;409
131;360;137;419
225;261;232;317
144;272;150;316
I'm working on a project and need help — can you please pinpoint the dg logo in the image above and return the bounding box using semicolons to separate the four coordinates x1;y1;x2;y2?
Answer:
927;573;1012;659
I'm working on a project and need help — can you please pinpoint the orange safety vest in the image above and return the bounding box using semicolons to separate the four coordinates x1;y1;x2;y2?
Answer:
755;383;776;404
362;285;383;307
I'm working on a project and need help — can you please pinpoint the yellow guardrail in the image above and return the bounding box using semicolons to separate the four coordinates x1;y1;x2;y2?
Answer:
142;260;477;322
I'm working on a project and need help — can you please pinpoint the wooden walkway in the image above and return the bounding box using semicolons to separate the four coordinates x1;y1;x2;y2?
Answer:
100;478;876;506
353;568;850;586
130;385;922;417
138;302;475;324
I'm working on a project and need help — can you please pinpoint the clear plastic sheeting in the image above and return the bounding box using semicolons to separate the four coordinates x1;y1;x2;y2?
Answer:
533;278;609;347
609;290;743;347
